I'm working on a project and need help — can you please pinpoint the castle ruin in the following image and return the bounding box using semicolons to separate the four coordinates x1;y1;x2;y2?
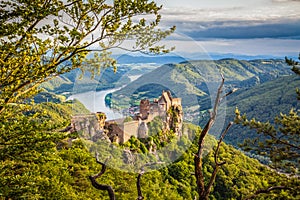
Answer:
70;91;183;144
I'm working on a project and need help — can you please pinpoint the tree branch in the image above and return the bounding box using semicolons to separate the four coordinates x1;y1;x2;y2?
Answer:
214;122;233;166
3;0;52;62
89;153;115;200
204;122;233;198
194;73;225;198
136;172;144;200
136;162;164;200
243;186;292;200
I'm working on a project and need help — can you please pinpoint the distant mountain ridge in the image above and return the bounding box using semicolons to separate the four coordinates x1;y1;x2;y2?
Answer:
108;58;297;148
110;58;292;110
113;54;187;64
112;53;293;63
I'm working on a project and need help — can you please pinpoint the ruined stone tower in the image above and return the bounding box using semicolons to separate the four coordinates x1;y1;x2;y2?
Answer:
140;99;150;120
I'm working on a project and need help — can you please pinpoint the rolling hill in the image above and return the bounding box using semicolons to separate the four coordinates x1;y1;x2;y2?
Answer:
109;58;292;111
40;54;187;97
221;74;300;146
40;67;131;96
40;57;297;148
108;58;298;147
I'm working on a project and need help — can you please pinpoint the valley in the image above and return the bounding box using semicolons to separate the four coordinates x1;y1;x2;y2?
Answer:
16;55;300;199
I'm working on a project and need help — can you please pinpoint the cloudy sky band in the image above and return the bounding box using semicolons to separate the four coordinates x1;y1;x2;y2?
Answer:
152;0;300;57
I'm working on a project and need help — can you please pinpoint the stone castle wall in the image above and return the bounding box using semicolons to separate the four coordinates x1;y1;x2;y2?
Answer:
123;120;139;142
140;99;150;120
171;98;182;107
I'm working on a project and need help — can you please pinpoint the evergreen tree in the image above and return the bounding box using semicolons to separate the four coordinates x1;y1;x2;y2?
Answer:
235;54;300;197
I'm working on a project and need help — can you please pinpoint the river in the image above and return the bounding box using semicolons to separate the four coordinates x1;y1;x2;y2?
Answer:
67;87;123;120
67;75;142;120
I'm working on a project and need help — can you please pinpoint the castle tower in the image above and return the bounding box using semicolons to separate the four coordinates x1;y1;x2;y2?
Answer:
140;99;150;120
138;121;148;139
158;91;172;113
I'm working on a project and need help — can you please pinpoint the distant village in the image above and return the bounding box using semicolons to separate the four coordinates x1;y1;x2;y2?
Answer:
70;91;183;144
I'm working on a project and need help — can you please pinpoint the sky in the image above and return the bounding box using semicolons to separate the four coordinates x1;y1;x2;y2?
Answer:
152;0;300;58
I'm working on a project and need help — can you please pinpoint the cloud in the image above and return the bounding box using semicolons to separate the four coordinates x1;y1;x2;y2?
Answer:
159;4;300;40
177;20;300;40
160;38;300;58
153;1;300;56
272;0;300;2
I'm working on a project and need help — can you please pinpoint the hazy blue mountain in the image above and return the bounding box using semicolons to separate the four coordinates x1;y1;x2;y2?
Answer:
113;52;291;63
113;54;187;64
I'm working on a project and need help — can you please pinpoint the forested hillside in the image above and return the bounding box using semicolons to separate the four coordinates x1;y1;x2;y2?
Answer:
2;59;299;199
108;58;299;168
25;56;299;199
40;55;183;96
40;67;131;96
1;99;297;199
110;59;291;110
4;56;297;199
220;74;300;146
1;0;299;199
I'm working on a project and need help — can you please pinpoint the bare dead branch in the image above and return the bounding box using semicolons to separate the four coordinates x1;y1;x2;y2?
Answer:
136;173;144;200
89;153;115;200
220;88;238;103
194;73;225;198
204;122;233;198
194;74;238;199
214;122;233;166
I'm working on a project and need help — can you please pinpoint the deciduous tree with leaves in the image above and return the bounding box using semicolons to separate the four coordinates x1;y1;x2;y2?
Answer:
0;0;174;198
0;0;175;112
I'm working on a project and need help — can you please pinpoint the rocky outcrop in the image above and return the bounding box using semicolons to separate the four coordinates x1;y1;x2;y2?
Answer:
71;113;109;142
166;104;183;136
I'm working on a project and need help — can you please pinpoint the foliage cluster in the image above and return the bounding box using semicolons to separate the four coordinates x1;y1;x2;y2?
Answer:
223;75;300;146
0;1;175;197
0;0;175;113
0;94;298;199
233;55;300;176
